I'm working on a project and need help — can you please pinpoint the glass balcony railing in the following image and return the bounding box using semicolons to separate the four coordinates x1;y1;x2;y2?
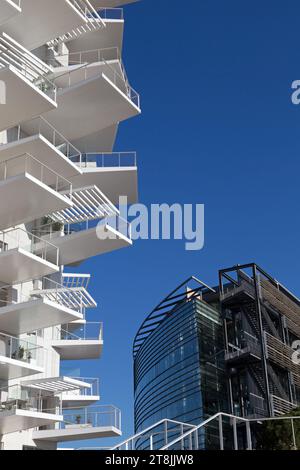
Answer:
62;377;100;398
97;8;124;20
56;322;103;342
0;332;44;367
0;384;61;416
0;227;59;267
69;151;137;169
61;405;121;431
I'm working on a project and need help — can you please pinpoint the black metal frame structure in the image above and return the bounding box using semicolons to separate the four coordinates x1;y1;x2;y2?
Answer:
219;263;300;418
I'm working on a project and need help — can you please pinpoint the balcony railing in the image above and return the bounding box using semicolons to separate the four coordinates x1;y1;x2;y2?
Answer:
0;33;56;102
97;8;124;20
52;47;140;109
4;116;82;163
0;276;95;315
0;332;44;367
0;227;60;267
62;377;100;398
57;322;103;342
61;405;121;431
62;273;91;290
70;151;137;168
0;152;73;195
48;0;105;46
0;384;61;415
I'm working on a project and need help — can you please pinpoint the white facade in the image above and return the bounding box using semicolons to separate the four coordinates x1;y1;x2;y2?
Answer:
0;0;140;451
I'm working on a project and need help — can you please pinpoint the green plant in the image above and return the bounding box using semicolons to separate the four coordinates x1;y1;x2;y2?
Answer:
75;415;82;425
255;408;300;450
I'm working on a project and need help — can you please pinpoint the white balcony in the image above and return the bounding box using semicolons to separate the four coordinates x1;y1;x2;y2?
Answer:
64;9;124;56
0;34;57;132
33;405;121;443
69;152;138;204
1;0;105;51
0;117;82;181
34;186;132;265
52;322;103;360
0;277;90;336
91;0;138;6
60;377;100;407
0;228;59;284
0;0;21;26
0;153;73;231
0;333;44;380
0;384;62;435
43;48;140;142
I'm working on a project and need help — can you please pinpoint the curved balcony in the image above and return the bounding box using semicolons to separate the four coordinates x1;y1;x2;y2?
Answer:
33;405;121;443
0;227;60;284
0;332;45;379
52;322;103;360
0;384;62;435
0;153;73;231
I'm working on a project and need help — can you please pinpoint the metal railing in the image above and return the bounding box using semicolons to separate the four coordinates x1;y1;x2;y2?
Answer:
62;273;91;290
70;151;137;168
61;405;121;431
0;33;56;101
110;419;197;451
48;0;105;46
53;48;140;109
0;152;73;195
0;384;61;415
62;377;100;398
0;227;59;267
5;116;82;163
98;7;124;20
0;332;44;367
58;322;103;341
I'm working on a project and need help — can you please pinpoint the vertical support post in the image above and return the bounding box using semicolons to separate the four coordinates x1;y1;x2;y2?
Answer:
253;265;272;416
164;421;168;446
180;424;184;451
246;421;252;450
149;434;153;451
194;430;199;450
219;415;224;450
291;419;297;450
233;418;238;450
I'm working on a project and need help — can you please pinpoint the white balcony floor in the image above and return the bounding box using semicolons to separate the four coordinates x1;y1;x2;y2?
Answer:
70;166;138;205
0;298;83;336
33;425;121;442
51;339;103;360
0;173;72;232
43;63;140;142
73;124;118;153
0;409;62;436
40;225;132;266
61;395;100;408
0;0;21;26
0;248;59;284
1;0;96;50
0;67;56;132
0;135;82;180
0;356;44;380
67;19;124;56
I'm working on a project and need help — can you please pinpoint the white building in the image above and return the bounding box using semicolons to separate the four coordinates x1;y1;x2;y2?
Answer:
0;0;140;451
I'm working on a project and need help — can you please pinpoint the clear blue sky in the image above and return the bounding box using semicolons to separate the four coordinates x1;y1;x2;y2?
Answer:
61;0;300;448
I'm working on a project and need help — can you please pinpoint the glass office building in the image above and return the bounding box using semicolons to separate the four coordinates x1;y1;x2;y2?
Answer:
133;280;228;449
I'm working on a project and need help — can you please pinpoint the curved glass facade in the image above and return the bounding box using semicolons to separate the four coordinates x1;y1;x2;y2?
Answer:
134;297;228;447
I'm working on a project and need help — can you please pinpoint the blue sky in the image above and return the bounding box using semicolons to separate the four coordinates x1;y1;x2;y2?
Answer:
61;0;300;447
